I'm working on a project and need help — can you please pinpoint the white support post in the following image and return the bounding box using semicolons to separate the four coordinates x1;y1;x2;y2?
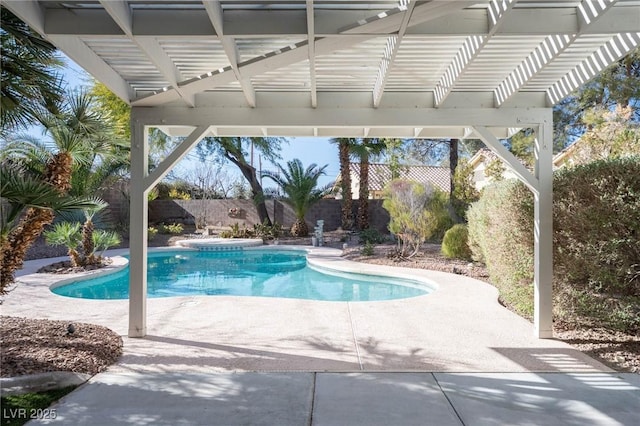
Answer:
533;115;554;338
129;120;149;338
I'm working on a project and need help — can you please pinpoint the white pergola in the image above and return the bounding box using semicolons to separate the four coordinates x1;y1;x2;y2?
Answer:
6;0;639;339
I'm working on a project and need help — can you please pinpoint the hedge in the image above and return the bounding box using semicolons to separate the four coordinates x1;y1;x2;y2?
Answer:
468;156;640;333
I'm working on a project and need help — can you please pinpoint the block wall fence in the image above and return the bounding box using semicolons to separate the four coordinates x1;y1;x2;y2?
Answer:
100;183;390;232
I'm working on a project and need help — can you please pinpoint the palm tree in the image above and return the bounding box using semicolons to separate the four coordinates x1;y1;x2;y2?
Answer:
44;220;120;268
350;138;386;230
1;8;63;135
330;138;356;231
262;159;333;237
0;163;98;291
92;230;121;261
44;222;83;267
0;91;119;286
80;199;109;265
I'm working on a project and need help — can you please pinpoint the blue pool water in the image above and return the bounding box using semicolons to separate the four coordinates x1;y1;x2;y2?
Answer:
51;249;432;301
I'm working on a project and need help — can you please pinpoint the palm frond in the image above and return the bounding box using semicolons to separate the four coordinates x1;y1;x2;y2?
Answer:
262;159;329;220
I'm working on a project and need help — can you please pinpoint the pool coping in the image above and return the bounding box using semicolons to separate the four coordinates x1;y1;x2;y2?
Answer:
47;245;439;296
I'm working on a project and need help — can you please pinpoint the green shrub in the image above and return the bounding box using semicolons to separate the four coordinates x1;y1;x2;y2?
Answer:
147;226;158;241
359;228;385;244
220;223;255;239
452;158;480;219
383;179;452;258
361;241;374;256
253;221;283;240
467;179;535;318
441;224;472;260
160;223;184;234
466;195;488;263
429;189;455;242
553;156;640;332
467;156;640;332
168;188;191;200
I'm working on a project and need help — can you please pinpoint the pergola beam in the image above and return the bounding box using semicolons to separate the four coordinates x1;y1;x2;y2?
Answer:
472;126;538;193
39;7;639;38
49;35;134;102
132;105;551;130
306;0;317;108
2;0;45;34
144;125;211;190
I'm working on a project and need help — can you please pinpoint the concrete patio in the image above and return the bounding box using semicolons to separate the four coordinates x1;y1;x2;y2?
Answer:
5;247;612;374
4;247;640;425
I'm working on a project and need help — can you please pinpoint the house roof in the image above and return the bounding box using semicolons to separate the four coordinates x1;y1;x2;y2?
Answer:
553;138;583;167
469;142;581;169
349;163;450;193
468;148;500;168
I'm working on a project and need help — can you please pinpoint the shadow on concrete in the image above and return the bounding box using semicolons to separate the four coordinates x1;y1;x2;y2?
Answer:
433;371;640;426
35;372;314;426
491;347;610;372
117;335;360;372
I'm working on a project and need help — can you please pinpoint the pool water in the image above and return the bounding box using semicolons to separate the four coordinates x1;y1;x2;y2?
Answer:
51;250;432;301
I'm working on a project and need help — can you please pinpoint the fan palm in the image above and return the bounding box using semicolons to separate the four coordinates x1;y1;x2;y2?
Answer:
1;91;120;287
79;199;109;265
44;222;83;267
0;163;98;292
1;8;63;135
92;230;121;261
262;159;333;237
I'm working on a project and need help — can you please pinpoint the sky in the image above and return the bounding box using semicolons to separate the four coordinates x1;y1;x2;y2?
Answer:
58;57;341;188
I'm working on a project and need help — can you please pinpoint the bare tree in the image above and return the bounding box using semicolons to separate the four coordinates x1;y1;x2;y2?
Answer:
183;163;232;199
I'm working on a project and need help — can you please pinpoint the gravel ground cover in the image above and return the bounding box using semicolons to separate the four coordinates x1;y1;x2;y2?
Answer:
0;317;122;377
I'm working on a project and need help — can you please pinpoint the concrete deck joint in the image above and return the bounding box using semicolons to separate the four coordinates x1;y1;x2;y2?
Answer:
433;372;466;426
347;302;364;370
308;372;317;426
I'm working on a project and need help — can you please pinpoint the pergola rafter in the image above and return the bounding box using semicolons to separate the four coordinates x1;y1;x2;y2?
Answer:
134;0;476;107
547;31;640;104
203;0;257;107
98;0;196;106
434;0;516;107
372;0;415;108
495;0;619;107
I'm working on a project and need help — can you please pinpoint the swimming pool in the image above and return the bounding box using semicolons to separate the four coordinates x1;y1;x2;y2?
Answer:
51;249;433;301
